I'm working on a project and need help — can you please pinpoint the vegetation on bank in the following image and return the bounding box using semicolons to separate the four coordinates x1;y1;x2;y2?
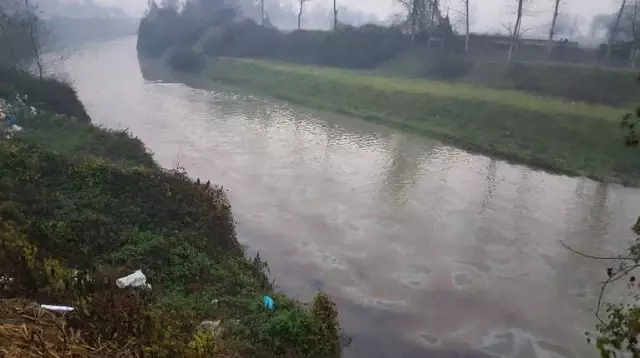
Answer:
378;52;640;107
196;57;638;185
135;2;640;357
137;2;639;107
0;72;342;357
0;67;89;121
135;1;640;186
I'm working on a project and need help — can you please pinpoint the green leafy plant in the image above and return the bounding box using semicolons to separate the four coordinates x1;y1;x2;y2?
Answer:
0;71;343;357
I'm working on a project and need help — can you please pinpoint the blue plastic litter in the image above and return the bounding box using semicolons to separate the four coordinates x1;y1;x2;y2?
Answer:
6;116;16;126
263;295;275;311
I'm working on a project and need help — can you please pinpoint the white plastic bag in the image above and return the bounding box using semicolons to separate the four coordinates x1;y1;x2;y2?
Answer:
116;269;148;289
41;304;74;312
4;124;21;139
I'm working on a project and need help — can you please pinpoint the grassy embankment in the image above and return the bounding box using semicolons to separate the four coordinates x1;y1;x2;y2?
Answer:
201;57;637;185
0;72;341;357
376;51;640;108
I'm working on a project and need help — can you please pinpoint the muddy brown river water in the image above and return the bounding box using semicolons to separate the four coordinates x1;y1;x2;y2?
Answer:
51;36;640;358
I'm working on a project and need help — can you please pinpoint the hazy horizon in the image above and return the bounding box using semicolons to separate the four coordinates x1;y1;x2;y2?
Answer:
64;0;620;41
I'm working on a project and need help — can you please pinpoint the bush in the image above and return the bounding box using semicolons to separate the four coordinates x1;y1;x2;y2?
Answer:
199;21;409;69
137;5;415;70
0;137;343;356
0;110;343;356
136;8;180;58
419;54;473;80
168;49;206;73
311;292;341;358
507;62;638;106
0;67;89;121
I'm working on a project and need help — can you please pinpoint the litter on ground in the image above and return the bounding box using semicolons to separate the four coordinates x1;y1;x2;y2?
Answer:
116;269;151;289
40;304;74;312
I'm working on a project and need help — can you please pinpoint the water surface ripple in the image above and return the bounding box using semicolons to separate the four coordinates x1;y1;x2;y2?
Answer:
53;37;640;358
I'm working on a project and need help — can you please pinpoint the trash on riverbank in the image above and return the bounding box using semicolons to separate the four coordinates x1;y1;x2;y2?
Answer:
40;304;74;312
0;299;91;357
6;115;16;126
0;106;21;139
2;124;21;139
116;269;151;289
263;295;275;311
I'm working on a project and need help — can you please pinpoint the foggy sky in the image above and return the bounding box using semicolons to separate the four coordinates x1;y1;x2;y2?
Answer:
344;0;614;35
89;0;619;37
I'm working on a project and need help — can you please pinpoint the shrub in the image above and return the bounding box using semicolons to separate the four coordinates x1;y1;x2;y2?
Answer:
199;21;408;69
0;70;343;356
138;4;412;70
0;67;89;121
419;54;473;80
168;49;206;73
0;136;343;356
311;292;341;358
507;62;638;106
136;8;180;58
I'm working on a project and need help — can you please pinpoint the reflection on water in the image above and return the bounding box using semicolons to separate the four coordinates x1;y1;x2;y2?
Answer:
52;36;640;358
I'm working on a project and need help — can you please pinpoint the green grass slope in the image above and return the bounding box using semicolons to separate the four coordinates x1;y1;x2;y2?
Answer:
0;77;340;357
203;57;638;185
378;52;640;108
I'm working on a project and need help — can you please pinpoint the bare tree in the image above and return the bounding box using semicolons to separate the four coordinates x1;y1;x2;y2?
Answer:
507;0;525;62
333;0;338;30
394;1;411;21
449;0;473;53
259;0;265;26
296;0;310;30
554;12;583;37
393;0;420;42
23;0;44;79
0;0;64;78
630;0;640;67
608;0;628;62
609;0;640;66
394;0;444;43
411;0;419;42
547;0;561;55
0;7;26;71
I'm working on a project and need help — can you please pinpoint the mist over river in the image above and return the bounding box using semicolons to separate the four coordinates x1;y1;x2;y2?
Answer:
50;36;640;358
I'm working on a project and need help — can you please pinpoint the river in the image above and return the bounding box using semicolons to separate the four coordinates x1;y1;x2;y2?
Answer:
51;36;640;358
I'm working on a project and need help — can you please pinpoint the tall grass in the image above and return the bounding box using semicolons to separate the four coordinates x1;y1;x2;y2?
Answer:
205;58;638;185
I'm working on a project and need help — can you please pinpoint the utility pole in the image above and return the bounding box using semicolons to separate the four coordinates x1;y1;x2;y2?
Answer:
333;0;338;30
464;0;470;53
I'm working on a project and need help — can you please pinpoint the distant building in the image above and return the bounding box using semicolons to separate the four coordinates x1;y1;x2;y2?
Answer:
472;34;579;50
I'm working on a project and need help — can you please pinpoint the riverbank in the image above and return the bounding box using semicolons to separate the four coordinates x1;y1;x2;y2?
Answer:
376;52;640;108
0;71;340;357
196;57;637;186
